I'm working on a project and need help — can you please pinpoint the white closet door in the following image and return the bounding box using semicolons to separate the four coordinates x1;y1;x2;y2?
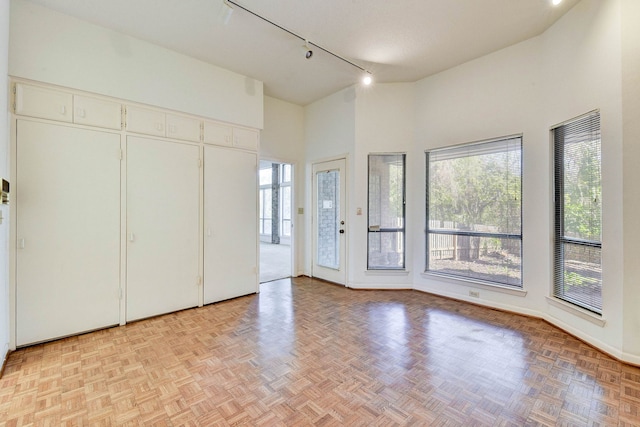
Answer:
16;120;121;346
126;136;200;321
204;146;258;304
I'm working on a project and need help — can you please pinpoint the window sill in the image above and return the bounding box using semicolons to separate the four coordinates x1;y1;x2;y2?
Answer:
365;269;410;276
421;272;527;297
545;296;606;327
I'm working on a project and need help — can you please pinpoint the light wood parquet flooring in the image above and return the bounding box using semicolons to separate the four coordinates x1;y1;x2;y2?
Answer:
1;276;639;426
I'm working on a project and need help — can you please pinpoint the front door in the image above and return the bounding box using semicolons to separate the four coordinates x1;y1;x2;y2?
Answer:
312;159;347;285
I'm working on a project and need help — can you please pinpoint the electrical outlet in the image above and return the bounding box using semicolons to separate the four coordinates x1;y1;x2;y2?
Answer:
469;290;480;298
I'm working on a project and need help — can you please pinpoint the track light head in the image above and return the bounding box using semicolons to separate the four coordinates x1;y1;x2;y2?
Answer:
362;74;373;86
303;40;313;59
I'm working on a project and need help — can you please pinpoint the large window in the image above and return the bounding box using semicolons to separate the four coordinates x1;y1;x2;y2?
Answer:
368;154;406;269
553;111;602;314
426;136;522;287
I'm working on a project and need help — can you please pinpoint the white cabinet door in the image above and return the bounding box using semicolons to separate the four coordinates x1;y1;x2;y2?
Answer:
74;95;122;130
204;145;258;304
14;83;73;122
166;114;201;142
203;121;233;147
126;136;200;321
126;106;166;137
233;127;259;151
16;121;121;346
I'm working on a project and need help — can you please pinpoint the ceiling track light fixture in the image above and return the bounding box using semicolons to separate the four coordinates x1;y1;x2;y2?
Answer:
221;0;234;25
225;0;373;85
303;40;313;59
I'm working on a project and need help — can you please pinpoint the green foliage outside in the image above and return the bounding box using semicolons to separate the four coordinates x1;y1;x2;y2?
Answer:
562;140;602;242
429;148;521;260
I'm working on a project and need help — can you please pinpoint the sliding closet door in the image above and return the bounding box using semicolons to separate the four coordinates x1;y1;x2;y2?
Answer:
126;136;200;321
16;120;121;346
204;145;258;304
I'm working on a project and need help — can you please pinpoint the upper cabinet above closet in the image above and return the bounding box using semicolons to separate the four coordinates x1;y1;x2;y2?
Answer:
125;105;166;137
74;95;122;130
166;114;201;142
203;121;258;151
14;83;121;129
14;83;73;123
125;106;202;143
12;81;259;151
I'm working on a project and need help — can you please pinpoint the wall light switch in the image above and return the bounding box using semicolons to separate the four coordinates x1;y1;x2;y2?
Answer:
356;207;362;215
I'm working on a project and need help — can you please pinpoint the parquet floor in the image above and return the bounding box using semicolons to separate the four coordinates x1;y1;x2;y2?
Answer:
1;277;639;426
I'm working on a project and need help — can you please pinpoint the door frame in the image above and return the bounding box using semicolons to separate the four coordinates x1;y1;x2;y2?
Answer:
311;157;348;285
258;157;296;280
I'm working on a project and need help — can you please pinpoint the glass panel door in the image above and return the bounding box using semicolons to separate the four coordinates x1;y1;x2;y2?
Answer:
312;159;347;284
317;170;340;269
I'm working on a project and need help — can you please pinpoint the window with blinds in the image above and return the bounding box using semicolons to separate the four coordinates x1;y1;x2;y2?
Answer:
368;154;406;269
553;111;602;314
426;136;522;287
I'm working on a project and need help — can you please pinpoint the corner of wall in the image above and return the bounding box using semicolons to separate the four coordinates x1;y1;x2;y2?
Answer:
1;0;11;367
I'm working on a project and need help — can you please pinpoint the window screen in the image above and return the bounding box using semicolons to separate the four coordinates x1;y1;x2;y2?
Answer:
426;136;522;287
553;111;602;313
368;154;406;269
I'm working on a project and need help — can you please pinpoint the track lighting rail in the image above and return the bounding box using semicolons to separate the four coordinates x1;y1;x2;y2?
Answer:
226;0;372;77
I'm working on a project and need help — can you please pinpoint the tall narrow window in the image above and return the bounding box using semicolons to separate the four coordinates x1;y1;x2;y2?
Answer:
368;154;406;269
426;136;522;287
553;111;602;314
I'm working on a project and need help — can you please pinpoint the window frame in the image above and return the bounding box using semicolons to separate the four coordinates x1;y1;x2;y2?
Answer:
425;135;523;288
367;153;407;270
552;110;602;315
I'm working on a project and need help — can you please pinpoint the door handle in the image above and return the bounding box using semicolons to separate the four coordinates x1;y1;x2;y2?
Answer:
339;229;345;234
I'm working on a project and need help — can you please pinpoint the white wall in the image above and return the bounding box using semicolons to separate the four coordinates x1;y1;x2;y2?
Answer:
350;83;414;288
9;0;263;129
0;0;10;366
412;35;545;314
621;0;640;357
304;88;356;276
412;0;635;362
261;96;305;275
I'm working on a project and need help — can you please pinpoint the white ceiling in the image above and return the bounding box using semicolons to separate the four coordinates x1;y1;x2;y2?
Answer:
24;0;580;106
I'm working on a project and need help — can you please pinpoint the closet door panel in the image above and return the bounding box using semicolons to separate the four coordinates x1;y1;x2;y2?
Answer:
16;120;121;346
126;136;200;321
204;146;257;304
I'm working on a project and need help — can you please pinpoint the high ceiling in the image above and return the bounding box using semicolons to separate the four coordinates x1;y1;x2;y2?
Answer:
25;0;580;106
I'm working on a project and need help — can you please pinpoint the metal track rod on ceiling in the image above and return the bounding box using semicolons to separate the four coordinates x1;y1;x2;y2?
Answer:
226;0;371;75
